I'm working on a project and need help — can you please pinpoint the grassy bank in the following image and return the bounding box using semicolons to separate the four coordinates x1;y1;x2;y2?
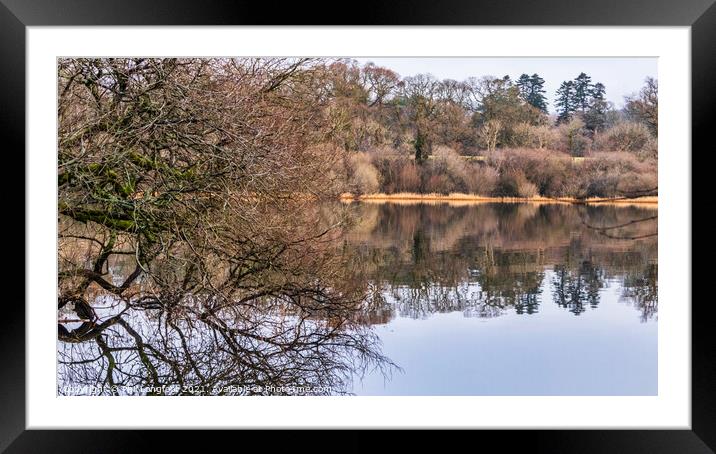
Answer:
340;192;658;207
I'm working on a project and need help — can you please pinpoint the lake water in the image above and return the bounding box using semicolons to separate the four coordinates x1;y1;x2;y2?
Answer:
58;201;657;396
343;202;657;395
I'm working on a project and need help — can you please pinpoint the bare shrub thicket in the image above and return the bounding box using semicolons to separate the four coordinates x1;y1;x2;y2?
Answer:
576;152;657;198
425;146;471;193
465;165;500;196
593;121;652;154
555;118;591;156
343;145;656;199
345;152;380;194
511;123;559;149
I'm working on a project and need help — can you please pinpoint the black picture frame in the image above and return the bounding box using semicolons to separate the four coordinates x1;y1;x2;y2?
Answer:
3;0;713;451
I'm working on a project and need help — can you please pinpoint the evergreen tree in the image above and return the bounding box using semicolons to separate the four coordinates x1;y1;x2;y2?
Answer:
414;129;428;164
591;82;606;102
516;73;548;113
557;75;608;129
555;81;576;123
573;72;593;112
584;82;608;132
516;74;531;99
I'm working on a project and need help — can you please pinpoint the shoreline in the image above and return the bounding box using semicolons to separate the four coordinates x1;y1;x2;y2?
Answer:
339;192;658;207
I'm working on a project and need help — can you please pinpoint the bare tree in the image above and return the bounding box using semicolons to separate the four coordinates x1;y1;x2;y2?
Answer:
624;77;658;137
57;58;394;395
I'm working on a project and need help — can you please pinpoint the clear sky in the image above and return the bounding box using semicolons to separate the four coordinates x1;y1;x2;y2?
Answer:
354;57;656;114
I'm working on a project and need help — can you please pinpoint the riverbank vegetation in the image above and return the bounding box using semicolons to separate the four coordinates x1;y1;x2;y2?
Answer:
343;147;657;199
328;61;657;199
341;192;658;206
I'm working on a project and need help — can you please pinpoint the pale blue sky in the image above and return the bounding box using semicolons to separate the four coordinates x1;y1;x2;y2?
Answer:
354;57;656;113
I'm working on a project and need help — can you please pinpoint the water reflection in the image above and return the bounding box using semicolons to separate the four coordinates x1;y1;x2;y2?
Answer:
622;263;658;322
343;202;657;396
57;203;396;396
552;261;604;315
58;201;657;395
343;202;657;323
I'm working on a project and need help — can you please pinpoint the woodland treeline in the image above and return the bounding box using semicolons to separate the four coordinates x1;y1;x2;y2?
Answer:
59;58;657;202
312;59;658;198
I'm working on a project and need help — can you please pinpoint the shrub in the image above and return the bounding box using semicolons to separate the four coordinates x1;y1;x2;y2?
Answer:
396;162;421;192
396;132;416;155
494;169;538;198
510;123;533;148
515;150;575;197
531;125;560;149
616;171;658;196
431;146;470;192
465;165;498;196
556;118;591;156
642;137;658;159
490;148;576;198
347;152;380;194
344;142;655;200
594;121;652;153
367;146;405;193
515;173;538;197
424;174;453;194
576;152;657;198
510;123;559;149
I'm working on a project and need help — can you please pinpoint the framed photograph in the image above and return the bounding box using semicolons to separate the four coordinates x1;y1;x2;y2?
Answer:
6;0;713;451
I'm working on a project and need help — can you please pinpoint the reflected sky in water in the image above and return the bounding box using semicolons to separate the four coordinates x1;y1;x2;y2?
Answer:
354;270;656;395
345;202;657;395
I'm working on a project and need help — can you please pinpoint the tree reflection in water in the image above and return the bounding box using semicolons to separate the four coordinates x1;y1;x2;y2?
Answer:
344;202;658;324
58;204;397;396
59;202;658;395
621;263;658;322
552;260;605;316
58;291;392;395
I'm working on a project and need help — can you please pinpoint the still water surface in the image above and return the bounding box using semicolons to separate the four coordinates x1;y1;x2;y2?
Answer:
58;201;657;396
344;202;657;395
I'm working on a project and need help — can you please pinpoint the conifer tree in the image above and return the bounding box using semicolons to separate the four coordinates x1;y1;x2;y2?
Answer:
555;80;576;123
517;73;548;113
584;82;608;132
573;72;593;112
